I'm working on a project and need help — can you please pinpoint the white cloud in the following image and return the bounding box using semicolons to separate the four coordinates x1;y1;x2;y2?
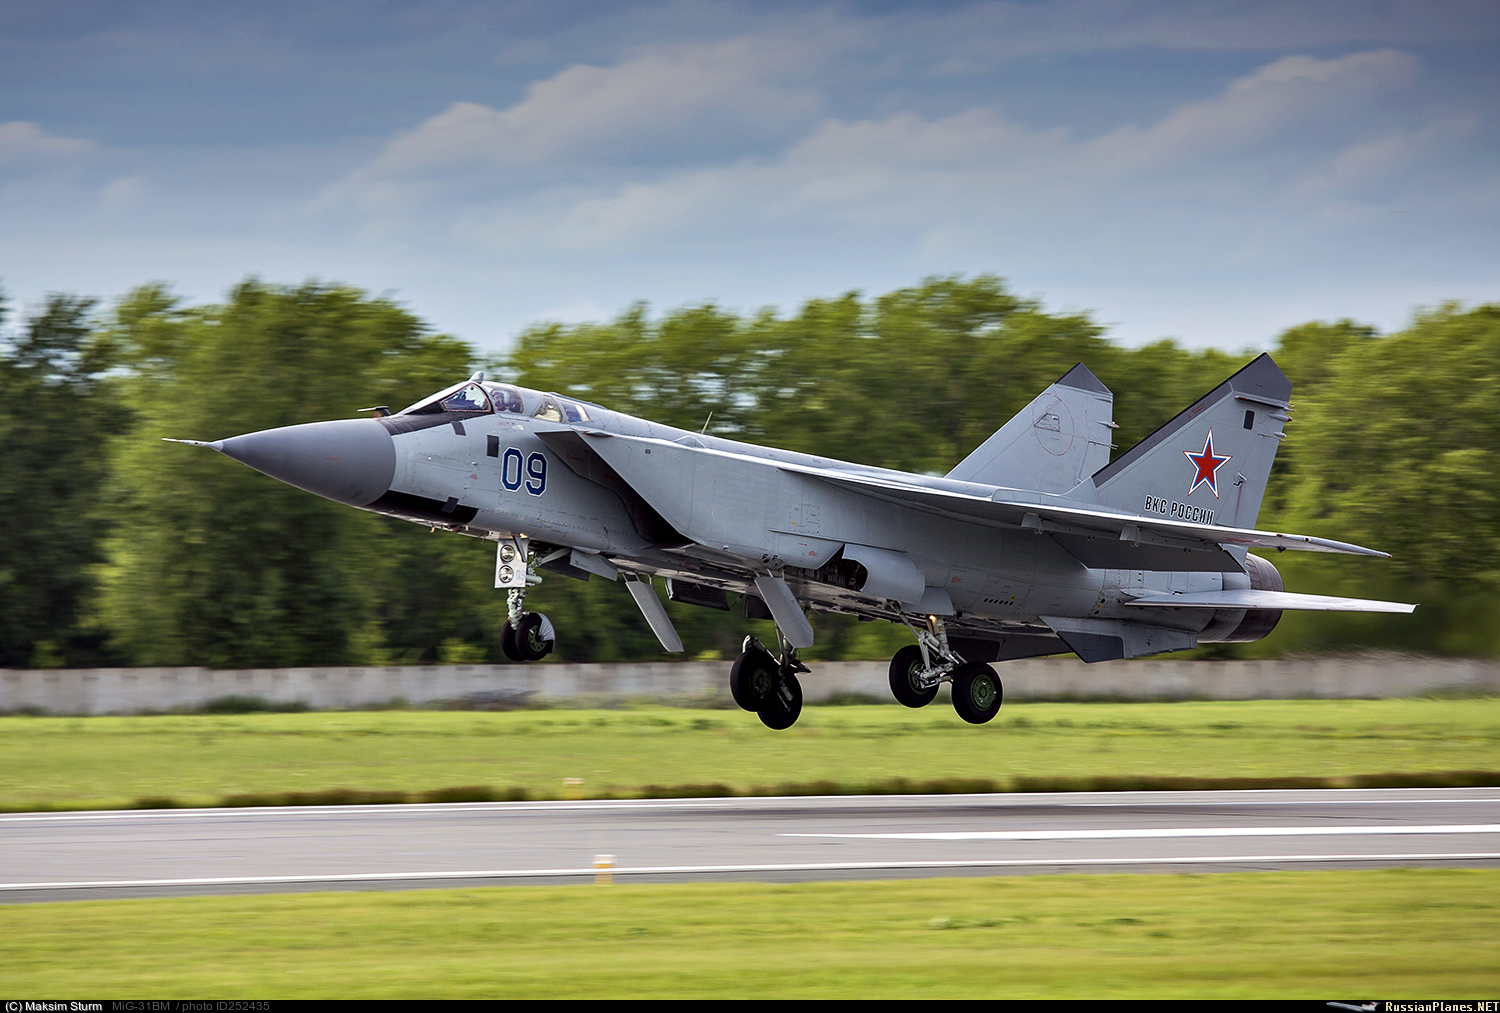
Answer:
1294;117;1476;198
329;33;822;210
101;174;146;209
480;48;1437;254
0;121;93;169
1084;50;1419;172
892;0;1500;66
549;172;733;249
783;110;1057;171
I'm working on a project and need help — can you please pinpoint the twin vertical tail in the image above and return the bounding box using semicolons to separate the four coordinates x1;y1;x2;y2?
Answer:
1082;353;1292;530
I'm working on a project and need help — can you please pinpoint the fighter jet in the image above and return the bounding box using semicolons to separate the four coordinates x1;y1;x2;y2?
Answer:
168;353;1413;729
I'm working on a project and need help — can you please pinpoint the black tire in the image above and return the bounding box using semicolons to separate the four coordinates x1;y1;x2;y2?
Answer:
952;663;1002;725
515;612;553;662
888;645;938;708
729;650;778;711
500;621;523;662
758;673;803;730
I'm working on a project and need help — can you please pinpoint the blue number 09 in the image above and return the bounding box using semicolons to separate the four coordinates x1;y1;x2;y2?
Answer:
525;452;547;496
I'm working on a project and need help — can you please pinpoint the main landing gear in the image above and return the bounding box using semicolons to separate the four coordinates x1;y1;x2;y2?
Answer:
951;662;1003;725
730;635;808;730
888;617;1002;724
497;537;556;662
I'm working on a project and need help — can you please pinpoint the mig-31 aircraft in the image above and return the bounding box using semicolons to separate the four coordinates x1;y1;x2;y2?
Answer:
168;353;1413;729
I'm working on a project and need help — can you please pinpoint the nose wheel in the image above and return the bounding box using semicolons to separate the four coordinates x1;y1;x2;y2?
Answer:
496;537;556;662
730;636;806;729
501;612;554;662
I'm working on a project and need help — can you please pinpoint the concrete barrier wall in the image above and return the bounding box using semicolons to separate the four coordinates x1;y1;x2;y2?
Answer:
2;654;1497;715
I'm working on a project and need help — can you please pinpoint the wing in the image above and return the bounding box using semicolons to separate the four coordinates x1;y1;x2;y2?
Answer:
543;427;1392;577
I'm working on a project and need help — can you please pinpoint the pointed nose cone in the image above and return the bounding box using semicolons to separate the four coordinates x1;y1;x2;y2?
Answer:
218;418;396;507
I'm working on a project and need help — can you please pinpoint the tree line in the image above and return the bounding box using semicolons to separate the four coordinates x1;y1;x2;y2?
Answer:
2;275;1495;669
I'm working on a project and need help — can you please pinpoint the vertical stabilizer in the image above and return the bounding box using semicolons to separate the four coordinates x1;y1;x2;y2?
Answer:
946;363;1115;493
1085;353;1291;529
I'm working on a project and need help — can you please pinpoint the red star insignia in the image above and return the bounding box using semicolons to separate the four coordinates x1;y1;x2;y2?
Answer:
1184;430;1231;498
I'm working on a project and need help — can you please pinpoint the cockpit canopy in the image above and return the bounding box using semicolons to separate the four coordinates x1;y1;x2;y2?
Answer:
398;380;591;422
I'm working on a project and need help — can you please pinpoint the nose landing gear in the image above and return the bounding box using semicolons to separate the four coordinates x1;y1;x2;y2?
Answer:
502;610;554;662
496;535;555;662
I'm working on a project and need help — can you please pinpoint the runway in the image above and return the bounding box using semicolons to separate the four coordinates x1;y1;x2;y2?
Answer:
3;788;1498;902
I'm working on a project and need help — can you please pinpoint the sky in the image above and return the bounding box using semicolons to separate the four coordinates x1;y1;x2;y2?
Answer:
2;0;1497;354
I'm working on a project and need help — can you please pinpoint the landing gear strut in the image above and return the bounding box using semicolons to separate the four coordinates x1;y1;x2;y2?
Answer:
497;537;556;662
730;635;807;730
888;614;1002;724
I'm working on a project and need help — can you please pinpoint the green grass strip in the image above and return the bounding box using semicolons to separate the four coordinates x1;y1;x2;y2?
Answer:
3;870;1497;997
3;699;1498;811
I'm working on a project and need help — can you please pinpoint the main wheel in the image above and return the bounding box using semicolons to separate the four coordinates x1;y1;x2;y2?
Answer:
729;649;778;711
758;673;803;730
515;612;554;661
952;663;1002;725
500;620;523;662
888;645;938;708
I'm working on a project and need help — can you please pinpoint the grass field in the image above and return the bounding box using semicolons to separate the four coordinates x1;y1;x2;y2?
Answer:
3;870;1497;997
1;698;1497;810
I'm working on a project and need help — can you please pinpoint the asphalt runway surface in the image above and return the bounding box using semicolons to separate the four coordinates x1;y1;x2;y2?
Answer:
3;788;1498;903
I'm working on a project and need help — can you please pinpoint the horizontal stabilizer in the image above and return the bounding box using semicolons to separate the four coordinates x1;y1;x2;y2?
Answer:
1125;590;1415;613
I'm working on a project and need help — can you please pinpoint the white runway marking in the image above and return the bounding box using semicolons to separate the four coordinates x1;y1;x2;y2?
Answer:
784;824;1500;841
4;852;1499;894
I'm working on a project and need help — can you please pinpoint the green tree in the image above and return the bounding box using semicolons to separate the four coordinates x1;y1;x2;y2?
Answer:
1267;304;1500;655
0;289;118;667
95;280;478;667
